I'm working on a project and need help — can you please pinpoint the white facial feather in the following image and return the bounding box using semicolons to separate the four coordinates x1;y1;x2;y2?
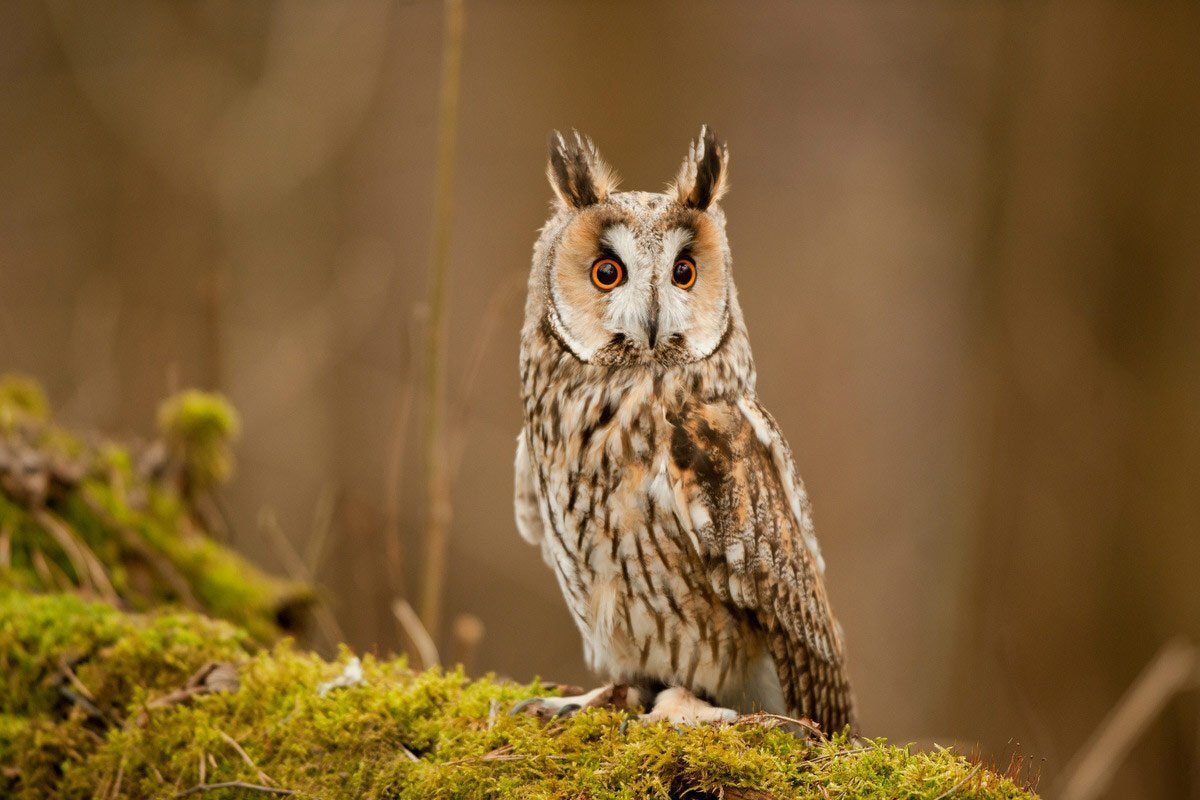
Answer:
547;287;599;361
600;225;652;342
657;227;695;338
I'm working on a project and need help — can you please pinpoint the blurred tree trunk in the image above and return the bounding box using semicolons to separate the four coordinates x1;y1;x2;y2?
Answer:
953;3;1200;797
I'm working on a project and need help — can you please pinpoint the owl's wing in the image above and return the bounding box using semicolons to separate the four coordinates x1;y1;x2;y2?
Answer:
514;432;545;546
666;397;855;731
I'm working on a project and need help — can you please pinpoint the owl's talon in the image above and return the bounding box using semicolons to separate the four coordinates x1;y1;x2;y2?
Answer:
508;698;542;716
642;687;738;726
509;684;633;720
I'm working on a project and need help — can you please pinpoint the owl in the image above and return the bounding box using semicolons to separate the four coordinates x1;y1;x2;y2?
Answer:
514;127;855;733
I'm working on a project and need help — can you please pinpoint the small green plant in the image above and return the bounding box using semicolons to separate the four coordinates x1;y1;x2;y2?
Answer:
0;374;48;430
157;389;241;495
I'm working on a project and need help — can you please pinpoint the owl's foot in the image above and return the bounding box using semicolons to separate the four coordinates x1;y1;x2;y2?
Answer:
510;683;643;720
641;687;738;725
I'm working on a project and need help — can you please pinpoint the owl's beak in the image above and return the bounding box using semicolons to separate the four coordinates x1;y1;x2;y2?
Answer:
646;318;659;350
645;294;660;350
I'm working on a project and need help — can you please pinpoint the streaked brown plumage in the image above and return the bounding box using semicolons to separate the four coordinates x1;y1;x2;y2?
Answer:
515;128;855;732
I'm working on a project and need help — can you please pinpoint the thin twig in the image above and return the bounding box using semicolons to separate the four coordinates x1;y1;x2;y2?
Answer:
259;507;345;648
418;0;465;638
736;711;826;738
174;781;294;798
438;744;573;767
443;276;524;483
392;598;440;669
802;746;878;765
216;729;274;786
303;484;338;579
384;304;423;603
259;508;308;580
440;753;568;767
1057;638;1198;800
933;762;982;800
446;274;525;432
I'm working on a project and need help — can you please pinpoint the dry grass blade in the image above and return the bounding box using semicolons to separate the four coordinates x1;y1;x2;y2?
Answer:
439;744;570;768
1057;638;1198;800
30;547;57;588
107;752;126;800
934;762;982;800
259;507;345;648
34;508;120;605
174;781;294;798
303;484;337;578
80;491;202;610
216;729;274;786
392;597;440;669
802;746;877;764
58;655;97;702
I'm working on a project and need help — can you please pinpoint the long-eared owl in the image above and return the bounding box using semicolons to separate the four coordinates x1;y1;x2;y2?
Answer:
515;127;855;732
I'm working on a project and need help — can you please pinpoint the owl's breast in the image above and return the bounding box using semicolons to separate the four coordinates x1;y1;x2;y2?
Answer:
523;374;761;700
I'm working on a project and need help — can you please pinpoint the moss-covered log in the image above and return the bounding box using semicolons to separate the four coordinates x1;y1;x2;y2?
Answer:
0;591;1038;799
0;376;312;642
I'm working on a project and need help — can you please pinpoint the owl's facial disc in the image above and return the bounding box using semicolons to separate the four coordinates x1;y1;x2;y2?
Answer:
548;196;730;367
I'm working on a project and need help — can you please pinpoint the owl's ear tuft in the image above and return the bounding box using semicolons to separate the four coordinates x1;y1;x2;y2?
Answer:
671;125;729;210
547;130;619;209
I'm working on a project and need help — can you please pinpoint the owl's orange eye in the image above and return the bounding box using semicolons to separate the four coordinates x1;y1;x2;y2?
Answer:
672;258;697;289
591;257;624;291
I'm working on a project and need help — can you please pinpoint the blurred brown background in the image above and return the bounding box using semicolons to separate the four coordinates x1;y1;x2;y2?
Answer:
2;1;1198;796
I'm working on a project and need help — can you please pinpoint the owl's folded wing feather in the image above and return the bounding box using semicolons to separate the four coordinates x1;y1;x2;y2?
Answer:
514;433;545;546
666;398;855;732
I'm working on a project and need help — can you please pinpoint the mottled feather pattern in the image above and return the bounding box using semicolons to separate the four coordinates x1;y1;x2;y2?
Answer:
517;129;856;732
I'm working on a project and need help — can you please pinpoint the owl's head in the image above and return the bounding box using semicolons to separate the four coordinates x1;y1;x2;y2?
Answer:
528;127;738;368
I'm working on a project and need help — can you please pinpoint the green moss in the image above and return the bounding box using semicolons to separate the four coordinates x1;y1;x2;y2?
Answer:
0;591;1039;800
0;377;311;642
0;374;49;430
0;378;1037;798
157;389;240;491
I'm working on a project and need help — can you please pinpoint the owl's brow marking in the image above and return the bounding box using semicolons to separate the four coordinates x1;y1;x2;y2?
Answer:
601;224;639;271
662;227;694;257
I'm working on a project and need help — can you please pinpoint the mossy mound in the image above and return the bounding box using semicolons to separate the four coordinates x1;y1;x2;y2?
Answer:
0;591;1038;800
0;375;312;642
